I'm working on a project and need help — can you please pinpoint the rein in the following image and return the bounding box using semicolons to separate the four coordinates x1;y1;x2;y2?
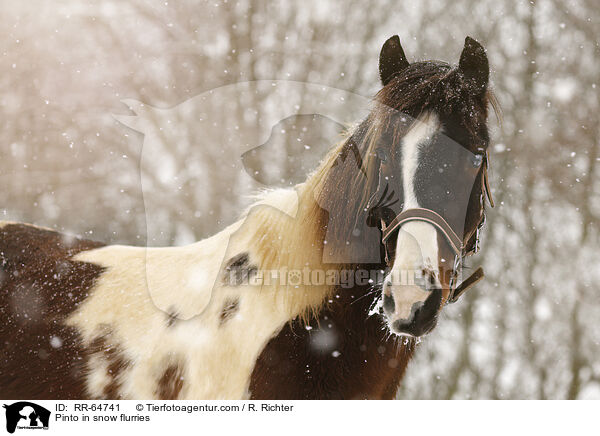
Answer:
378;152;493;304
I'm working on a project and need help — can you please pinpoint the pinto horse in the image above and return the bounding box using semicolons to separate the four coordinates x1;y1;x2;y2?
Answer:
0;36;496;399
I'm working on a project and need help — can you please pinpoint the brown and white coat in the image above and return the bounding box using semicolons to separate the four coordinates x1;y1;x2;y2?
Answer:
0;35;495;400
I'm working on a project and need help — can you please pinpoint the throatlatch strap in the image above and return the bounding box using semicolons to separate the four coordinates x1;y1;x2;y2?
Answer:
381;208;463;256
449;266;485;303
483;152;494;208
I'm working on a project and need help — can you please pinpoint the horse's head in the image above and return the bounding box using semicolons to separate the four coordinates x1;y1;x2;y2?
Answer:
367;35;495;337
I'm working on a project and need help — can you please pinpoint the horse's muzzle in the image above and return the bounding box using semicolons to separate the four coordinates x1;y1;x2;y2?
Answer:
383;286;442;337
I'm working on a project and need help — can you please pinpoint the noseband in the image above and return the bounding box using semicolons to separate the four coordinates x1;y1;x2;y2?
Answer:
378;152;493;304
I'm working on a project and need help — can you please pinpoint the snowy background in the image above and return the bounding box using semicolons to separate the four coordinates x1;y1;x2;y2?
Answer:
1;0;598;399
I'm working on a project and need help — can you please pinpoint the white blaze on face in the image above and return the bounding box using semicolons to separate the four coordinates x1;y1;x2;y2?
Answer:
384;113;442;322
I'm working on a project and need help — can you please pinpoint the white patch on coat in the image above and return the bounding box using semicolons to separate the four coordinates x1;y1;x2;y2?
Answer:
385;113;442;322
87;353;111;396
67;186;332;399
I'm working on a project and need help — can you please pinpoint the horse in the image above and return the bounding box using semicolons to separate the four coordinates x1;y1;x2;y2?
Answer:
0;35;496;400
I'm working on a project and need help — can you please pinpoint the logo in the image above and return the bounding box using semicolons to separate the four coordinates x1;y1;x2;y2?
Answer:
3;402;50;434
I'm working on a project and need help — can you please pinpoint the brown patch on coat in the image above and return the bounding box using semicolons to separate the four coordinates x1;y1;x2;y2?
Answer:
249;277;415;399
222;253;257;286
87;326;131;400
166;306;179;327
156;363;184;400
219;298;240;325
0;223;105;399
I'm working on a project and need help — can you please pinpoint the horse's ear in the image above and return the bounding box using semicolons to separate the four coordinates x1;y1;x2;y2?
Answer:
459;36;489;95
379;35;409;86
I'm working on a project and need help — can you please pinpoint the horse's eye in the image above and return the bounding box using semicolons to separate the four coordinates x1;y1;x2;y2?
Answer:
470;153;483;168
376;148;388;162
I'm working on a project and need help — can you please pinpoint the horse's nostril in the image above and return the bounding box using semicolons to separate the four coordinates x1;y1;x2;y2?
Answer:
390;288;442;337
392;317;436;338
392;319;413;334
383;294;395;314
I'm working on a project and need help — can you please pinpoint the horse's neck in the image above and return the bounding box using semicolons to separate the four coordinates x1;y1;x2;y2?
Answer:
242;150;415;398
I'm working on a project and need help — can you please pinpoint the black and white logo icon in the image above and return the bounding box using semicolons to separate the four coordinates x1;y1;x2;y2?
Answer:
3;402;50;434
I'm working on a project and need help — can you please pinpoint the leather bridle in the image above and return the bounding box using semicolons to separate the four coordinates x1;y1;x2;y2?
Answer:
378;152;494;304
